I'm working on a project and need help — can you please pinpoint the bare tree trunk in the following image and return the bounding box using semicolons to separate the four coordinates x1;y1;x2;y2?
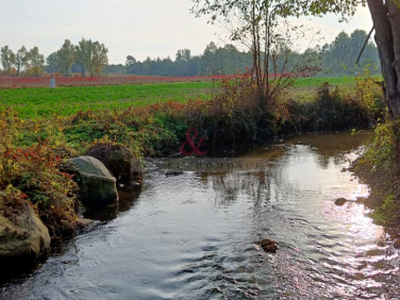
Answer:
387;0;400;116
272;53;277;79
251;1;263;109
263;2;271;106
367;0;400;168
367;0;400;119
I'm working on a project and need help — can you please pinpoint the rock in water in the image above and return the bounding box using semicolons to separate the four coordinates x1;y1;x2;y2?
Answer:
335;198;348;206
0;200;50;260
87;143;143;187
258;238;278;253
63;156;119;207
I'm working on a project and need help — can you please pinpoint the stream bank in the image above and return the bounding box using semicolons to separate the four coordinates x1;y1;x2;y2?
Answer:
0;79;385;281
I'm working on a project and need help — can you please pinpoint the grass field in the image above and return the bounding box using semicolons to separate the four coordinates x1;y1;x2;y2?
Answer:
0;82;216;118
0;76;373;119
291;76;357;87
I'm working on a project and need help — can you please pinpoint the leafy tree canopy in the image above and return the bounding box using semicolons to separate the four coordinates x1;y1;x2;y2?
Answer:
192;0;365;20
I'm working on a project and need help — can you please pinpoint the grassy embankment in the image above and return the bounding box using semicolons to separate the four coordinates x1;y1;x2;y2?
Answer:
354;121;400;228
0;75;385;247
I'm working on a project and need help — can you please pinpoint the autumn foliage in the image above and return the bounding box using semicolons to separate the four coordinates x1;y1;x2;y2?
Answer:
0;74;385;245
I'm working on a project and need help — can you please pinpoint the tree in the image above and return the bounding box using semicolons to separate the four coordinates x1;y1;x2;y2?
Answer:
301;47;322;76
191;0;358;110
175;49;191;62
91;41;108;76
14;46;29;76
330;31;352;73
125;55;136;67
202;42;218;75
366;1;399;118
57;39;76;77
46;52;61;73
0;46;15;75
193;0;400;162
28;46;45;76
75;38;93;77
125;55;137;74
313;29;379;75
75;38;108;77
350;29;369;63
105;64;125;74
221;44;241;74
174;49;196;76
204;41;217;57
365;0;400;165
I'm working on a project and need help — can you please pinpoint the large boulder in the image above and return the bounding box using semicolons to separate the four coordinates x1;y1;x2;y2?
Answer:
87;143;143;187
0;200;50;260
63;156;119;208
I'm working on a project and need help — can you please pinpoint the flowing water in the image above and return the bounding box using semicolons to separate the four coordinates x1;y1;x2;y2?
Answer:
2;132;400;299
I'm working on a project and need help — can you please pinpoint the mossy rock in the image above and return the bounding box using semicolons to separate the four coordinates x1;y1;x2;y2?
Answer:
63;156;119;208
0;200;50;260
87;143;143;187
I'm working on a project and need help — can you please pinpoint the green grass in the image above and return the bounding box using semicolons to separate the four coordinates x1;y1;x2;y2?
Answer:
0;82;216;119
292;75;382;88
0;76;377;119
291;76;356;88
288;75;384;103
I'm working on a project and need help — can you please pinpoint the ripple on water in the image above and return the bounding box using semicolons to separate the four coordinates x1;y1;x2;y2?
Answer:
2;132;400;299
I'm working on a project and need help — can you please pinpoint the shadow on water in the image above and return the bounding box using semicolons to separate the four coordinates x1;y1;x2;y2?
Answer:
84;187;142;222
0;255;47;288
0;186;142;289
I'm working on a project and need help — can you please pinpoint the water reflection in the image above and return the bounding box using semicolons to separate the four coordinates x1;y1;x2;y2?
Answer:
207;171;271;205
198;131;397;298
2;131;400;299
290;132;373;169
84;187;142;222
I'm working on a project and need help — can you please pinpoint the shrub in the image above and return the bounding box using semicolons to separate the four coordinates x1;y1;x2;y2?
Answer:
1;142;78;241
359;121;395;170
284;82;378;133
87;142;143;186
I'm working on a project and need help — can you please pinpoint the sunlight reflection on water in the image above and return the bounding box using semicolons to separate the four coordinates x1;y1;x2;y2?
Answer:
2;131;400;299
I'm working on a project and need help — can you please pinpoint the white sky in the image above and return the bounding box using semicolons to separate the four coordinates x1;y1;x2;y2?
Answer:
0;1;373;64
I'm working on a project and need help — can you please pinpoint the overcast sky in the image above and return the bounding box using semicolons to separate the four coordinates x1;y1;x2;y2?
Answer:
0;1;373;64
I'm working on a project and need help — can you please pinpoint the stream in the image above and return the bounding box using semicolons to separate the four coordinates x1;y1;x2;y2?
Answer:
2;131;400;299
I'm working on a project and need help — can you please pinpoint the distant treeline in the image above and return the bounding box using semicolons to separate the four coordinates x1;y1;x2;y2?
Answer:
1;46;46;77
0;29;379;78
109;29;380;77
1;38;108;77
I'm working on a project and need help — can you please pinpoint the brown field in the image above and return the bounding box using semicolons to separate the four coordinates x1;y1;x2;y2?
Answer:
0;74;228;88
